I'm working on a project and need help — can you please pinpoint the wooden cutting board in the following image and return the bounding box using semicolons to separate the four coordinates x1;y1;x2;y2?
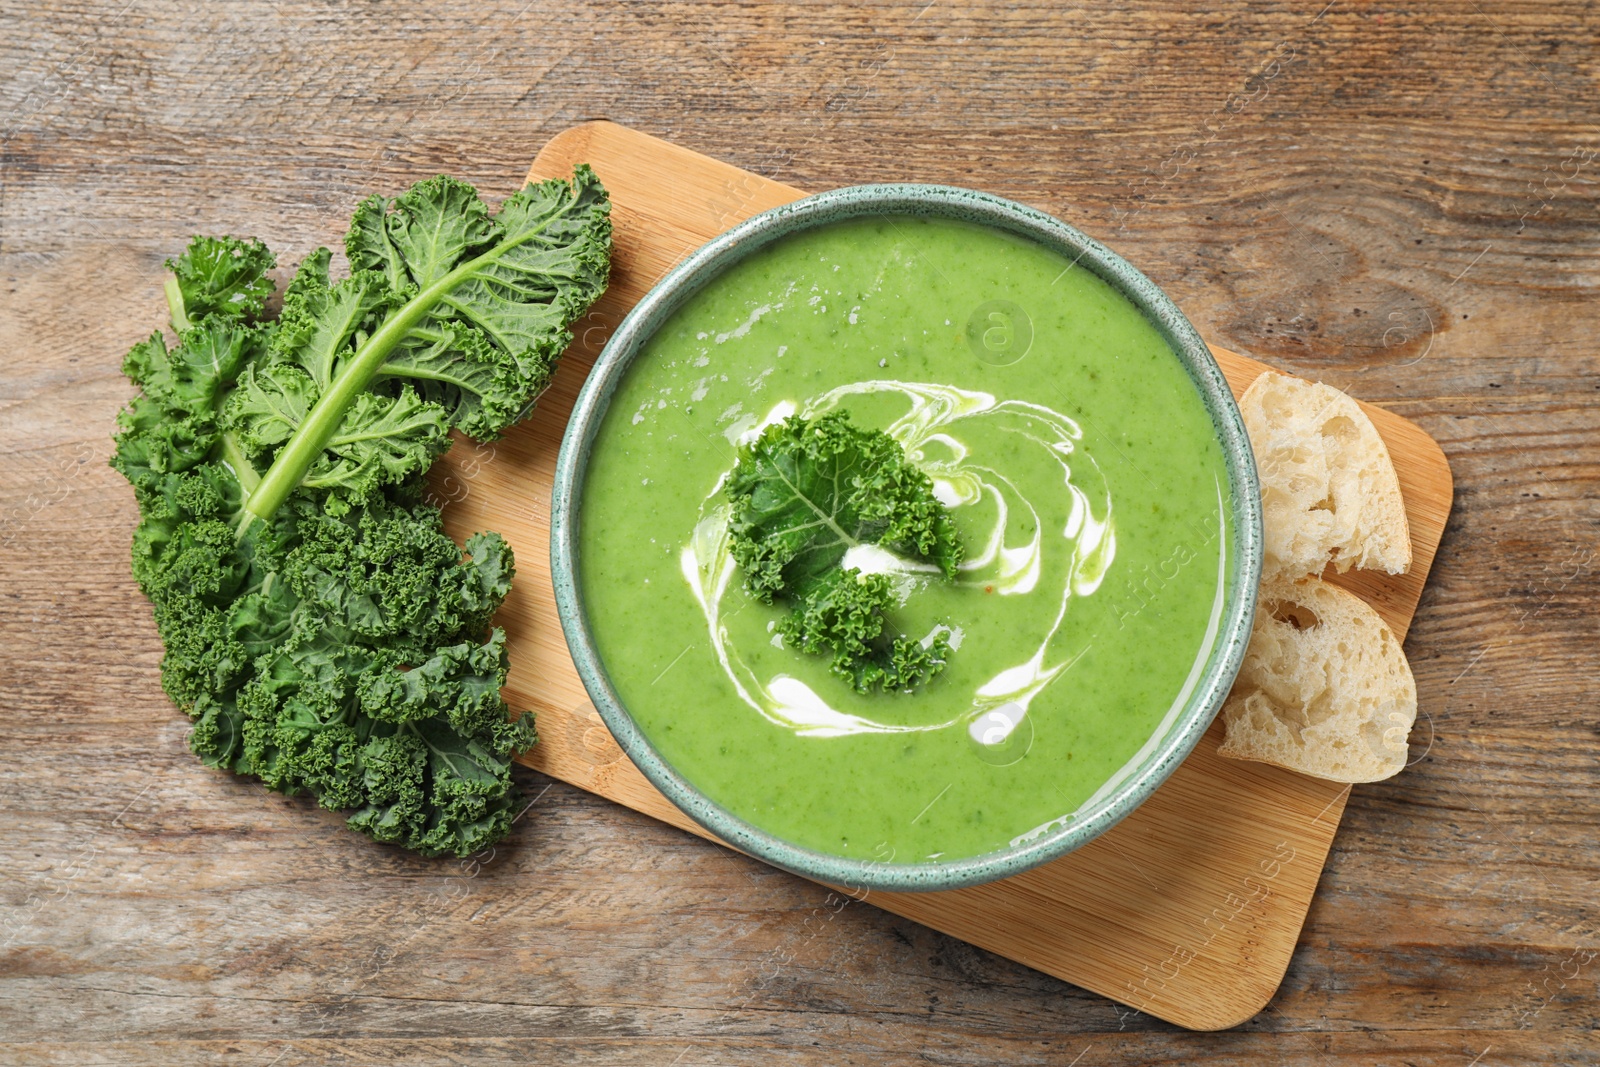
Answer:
431;121;1453;1031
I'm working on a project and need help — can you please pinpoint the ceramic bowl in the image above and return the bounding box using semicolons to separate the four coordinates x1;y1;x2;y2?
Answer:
551;184;1262;892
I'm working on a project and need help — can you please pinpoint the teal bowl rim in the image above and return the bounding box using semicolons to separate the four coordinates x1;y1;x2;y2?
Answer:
551;183;1262;893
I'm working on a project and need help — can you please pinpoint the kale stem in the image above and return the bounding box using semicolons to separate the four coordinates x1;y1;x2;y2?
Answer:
218;430;261;496
165;276;191;333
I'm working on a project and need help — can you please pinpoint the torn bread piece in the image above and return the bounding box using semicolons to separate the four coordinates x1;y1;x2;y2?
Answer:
1219;577;1417;783
1241;371;1411;584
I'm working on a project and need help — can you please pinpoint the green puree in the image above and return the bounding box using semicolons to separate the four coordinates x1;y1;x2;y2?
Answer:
580;216;1232;864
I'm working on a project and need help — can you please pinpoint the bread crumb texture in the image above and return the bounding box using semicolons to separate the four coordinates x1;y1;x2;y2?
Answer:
1219;372;1422;783
1240;371;1412;584
1219;576;1417;782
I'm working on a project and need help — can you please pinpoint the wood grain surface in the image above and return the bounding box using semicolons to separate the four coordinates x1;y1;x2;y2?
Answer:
2;2;1596;1064
417;118;1454;1031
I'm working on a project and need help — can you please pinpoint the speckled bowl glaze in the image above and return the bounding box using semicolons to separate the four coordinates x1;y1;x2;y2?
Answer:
551;184;1262;893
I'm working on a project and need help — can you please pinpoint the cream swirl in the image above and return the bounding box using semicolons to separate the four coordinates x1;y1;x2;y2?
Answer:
681;381;1116;744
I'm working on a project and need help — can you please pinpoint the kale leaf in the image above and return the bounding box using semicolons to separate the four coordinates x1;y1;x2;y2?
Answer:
164;236;278;329
237;166;611;524
112;167;610;857
725;412;963;693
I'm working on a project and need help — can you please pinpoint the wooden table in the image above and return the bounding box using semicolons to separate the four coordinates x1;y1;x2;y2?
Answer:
2;3;1595;1063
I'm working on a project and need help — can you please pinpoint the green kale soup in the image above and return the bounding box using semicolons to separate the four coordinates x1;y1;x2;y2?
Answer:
579;215;1232;864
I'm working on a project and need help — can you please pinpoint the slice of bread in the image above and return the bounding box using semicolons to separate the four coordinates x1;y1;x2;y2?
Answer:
1241;371;1411;584
1218;576;1417;783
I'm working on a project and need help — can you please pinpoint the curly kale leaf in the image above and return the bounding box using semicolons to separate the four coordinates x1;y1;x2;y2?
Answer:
266;257;396;391
237;165;611;525
111;168;610;857
113;324;272;497
348;167;613;440
347;702;536;859
165;235;277;330
725;412;963;693
136;472;531;858
776;568;956;693
280;501;512;660
347;174;496;291
727;412;964;590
